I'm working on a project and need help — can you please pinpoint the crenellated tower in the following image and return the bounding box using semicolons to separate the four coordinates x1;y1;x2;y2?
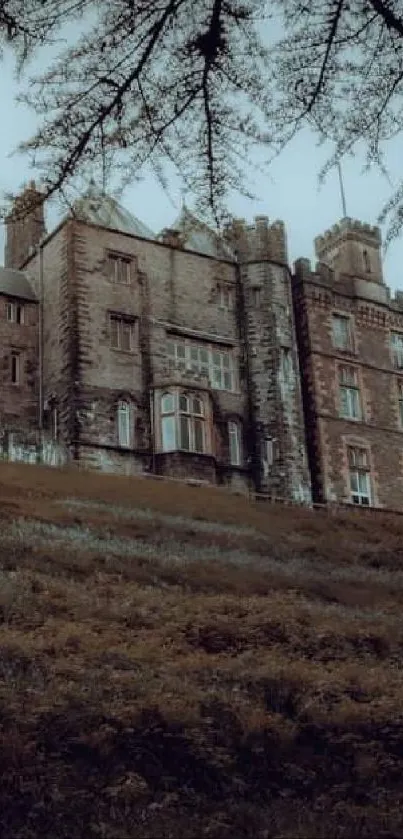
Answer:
226;215;311;503
315;217;383;285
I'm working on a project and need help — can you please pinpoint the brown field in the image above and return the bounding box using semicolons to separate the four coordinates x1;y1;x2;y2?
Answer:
1;463;403;838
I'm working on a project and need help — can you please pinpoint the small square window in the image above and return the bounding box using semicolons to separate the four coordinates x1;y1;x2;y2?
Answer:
332;314;353;351
109;315;135;351
107;254;133;284
6;301;24;324
218;285;234;310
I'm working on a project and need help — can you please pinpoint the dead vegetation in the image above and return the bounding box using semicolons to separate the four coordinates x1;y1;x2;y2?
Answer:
1;463;403;837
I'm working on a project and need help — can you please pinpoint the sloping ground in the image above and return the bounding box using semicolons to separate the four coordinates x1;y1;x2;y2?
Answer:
1;464;403;838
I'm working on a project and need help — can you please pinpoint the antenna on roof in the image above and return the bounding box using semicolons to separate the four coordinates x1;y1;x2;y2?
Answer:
337;160;347;218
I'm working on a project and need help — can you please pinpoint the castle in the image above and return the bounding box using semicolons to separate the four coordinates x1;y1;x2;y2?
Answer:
2;181;403;510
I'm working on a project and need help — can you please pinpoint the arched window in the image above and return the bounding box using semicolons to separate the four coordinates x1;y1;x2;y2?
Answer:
363;249;371;273
160;391;205;453
117;400;132;448
228;420;242;466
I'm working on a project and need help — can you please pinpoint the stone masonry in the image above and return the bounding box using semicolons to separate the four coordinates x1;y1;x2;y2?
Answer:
3;186;312;502
8;185;403;510
6;184;403;508
227;217;311;503
293;218;403;509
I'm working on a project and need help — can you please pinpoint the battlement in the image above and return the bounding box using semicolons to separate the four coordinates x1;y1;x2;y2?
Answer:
226;215;288;263
294;258;335;287
314;216;384;285
315;217;381;254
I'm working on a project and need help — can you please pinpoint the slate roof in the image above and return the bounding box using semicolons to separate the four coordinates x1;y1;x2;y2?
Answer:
72;192;156;240
166;206;235;259
0;267;37;301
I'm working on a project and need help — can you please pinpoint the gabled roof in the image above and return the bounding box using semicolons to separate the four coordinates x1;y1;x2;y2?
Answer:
71;192;156;240
0;267;37;301
166;206;235;259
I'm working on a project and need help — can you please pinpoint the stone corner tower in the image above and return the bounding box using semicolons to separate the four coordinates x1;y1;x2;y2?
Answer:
226;214;312;504
314;217;383;285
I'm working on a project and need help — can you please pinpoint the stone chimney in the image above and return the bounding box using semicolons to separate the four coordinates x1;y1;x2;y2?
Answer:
5;181;46;269
159;228;184;248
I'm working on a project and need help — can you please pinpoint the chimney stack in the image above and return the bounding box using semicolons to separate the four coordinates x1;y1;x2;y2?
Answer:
5;180;46;269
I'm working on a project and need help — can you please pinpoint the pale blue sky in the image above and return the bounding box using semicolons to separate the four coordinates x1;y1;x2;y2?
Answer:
1;41;402;290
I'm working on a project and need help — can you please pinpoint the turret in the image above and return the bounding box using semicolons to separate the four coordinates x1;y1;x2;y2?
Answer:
314;217;383;284
5;181;46;269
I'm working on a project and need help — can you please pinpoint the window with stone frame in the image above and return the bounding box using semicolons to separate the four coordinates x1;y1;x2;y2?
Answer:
228;420;242;466
391;331;403;369
107;252;134;285
339;364;362;420
347;446;372;506
166;338;236;392
10;351;21;385
109;314;135;351
363;249;371;273
250;287;261;307
160;391;206;453
332;313;354;351
6;300;24;324
218;284;235;310
117;400;133;448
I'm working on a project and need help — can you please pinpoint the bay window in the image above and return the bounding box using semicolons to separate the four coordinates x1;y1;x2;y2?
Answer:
161;391;206;453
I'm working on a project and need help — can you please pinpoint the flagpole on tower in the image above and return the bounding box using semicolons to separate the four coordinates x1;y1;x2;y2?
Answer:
337;160;347;217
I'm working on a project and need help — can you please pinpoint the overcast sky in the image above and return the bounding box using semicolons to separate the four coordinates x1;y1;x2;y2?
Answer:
1;41;402;290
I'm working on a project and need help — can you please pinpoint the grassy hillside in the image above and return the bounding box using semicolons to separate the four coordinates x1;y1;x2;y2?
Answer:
1;463;403;838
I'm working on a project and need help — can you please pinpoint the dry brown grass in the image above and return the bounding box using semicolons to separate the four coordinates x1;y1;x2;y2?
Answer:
1;462;403;837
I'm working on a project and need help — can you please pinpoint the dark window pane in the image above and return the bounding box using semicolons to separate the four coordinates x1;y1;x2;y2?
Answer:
179;394;189;413
179;416;190;450
194;419;204;452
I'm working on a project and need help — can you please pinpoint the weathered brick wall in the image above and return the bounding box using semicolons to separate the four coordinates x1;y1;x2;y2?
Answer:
293;255;403;509
24;224;75;451
50;221;248;483
0;294;38;431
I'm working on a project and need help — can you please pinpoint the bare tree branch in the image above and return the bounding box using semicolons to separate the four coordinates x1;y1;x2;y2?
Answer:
3;0;403;241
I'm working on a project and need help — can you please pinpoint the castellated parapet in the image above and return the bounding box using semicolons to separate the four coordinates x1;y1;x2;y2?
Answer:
226;215;288;264
314;216;383;284
315;217;382;251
